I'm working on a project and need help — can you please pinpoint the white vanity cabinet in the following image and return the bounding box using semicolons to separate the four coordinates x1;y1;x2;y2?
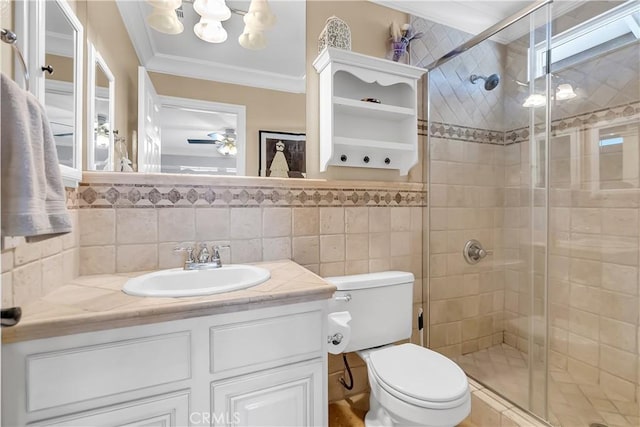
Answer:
313;47;425;175
2;300;328;426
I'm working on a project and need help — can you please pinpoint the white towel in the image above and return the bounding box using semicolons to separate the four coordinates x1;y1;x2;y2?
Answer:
1;72;72;241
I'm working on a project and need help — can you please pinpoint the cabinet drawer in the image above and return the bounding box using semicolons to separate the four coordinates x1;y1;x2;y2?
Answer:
29;391;190;426
26;332;191;412
210;310;323;375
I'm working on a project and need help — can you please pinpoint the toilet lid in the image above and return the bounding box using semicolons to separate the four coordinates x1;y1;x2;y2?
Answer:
369;344;468;404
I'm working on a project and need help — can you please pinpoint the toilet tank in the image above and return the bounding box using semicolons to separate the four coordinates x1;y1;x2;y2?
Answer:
325;271;414;353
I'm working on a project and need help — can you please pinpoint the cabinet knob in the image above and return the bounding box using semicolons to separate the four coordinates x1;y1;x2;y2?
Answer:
41;65;54;75
363;156;370;164
384;157;391;165
340;154;347;162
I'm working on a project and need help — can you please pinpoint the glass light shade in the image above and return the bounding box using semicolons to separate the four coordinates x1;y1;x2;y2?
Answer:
146;0;182;10
217;141;237;156
243;0;276;31
556;83;577;100
193;0;231;21
522;93;546;108
238;30;267;50
194;18;228;43
147;8;184;34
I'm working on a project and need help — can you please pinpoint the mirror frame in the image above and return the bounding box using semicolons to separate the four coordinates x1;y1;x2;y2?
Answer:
86;43;115;171
19;0;84;186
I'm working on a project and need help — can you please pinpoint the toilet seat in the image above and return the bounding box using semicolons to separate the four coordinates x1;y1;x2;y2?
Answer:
367;344;469;410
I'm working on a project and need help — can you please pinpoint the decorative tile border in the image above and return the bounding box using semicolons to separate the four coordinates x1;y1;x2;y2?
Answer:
551;100;640;134
423;100;640;146
422;119;505;145
78;183;427;208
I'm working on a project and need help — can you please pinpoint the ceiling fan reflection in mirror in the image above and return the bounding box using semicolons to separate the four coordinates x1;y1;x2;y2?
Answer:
187;128;238;156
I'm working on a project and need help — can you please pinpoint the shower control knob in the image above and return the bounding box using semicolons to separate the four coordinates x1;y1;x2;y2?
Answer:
340;154;347;162
384;157;391;165
328;333;344;345
363;156;370;164
463;239;493;264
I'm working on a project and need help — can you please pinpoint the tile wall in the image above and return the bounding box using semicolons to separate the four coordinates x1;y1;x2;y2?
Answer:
1;190;80;308
78;172;427;403
412;1;640;411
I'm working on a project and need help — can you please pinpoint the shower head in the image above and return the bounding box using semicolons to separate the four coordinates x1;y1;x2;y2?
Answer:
470;73;500;91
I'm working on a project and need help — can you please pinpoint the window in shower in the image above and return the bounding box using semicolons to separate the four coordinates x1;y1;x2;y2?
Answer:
532;0;640;78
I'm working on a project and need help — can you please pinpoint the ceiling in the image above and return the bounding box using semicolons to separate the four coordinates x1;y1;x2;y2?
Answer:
116;0;306;93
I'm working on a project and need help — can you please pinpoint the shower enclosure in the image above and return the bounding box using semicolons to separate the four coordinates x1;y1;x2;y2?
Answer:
415;1;640;425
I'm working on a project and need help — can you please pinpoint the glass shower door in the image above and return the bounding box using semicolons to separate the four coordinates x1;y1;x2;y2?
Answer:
546;2;640;426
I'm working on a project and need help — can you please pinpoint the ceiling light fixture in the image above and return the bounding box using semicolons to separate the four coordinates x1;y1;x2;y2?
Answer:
146;0;184;35
193;0;231;21
239;0;276;50
208;129;237;156
146;0;276;49
522;93;546;108
555;83;577;100
194;17;228;43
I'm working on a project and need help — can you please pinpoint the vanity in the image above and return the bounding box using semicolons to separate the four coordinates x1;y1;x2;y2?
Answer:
2;260;335;426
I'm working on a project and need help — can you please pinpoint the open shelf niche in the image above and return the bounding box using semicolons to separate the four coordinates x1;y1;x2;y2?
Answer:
313;47;426;175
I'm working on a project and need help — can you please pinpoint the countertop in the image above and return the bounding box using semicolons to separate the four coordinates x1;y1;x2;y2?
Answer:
2;260;336;344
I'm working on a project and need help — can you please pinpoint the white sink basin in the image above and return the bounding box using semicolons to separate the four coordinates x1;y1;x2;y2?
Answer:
123;265;271;298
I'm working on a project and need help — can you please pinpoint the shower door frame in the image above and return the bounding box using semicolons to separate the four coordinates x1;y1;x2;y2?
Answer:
424;0;554;422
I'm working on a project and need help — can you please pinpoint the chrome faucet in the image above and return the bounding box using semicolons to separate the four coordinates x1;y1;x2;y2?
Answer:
174;244;231;270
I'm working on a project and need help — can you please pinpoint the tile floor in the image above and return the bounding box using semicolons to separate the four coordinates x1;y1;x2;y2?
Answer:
453;344;640;427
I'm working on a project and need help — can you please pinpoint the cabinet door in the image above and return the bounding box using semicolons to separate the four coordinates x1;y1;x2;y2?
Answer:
30;391;190;427
211;359;323;427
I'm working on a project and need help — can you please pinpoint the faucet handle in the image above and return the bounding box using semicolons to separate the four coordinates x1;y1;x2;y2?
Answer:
197;243;210;263
174;246;195;263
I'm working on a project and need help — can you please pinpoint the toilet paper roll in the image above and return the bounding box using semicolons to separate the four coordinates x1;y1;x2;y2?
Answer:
327;311;351;354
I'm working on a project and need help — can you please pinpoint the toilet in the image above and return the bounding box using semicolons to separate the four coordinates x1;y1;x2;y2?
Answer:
326;271;471;427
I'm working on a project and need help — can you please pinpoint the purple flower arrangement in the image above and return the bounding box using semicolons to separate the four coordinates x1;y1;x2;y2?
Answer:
389;22;423;62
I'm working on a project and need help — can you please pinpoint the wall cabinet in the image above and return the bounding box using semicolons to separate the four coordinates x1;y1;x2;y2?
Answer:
2;300;328;426
313;47;425;175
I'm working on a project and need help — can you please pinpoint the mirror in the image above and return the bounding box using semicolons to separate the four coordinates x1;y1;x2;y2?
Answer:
87;43;115;171
88;0;307;177
42;0;83;183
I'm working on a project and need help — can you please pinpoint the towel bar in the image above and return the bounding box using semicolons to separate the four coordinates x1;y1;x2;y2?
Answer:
1;28;30;91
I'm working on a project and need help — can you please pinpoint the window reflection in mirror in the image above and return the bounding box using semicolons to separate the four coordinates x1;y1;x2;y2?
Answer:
598;123;639;189
158;98;246;175
93;64;111;170
44;0;76;168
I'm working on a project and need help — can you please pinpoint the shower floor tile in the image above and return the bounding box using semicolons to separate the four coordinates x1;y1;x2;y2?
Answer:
452;343;639;427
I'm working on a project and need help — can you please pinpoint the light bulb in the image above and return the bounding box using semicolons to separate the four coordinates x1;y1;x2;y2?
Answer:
556;83;577;100
147;8;184;34
194;18;228;43
238;29;266;50
522;93;546;108
193;0;231;21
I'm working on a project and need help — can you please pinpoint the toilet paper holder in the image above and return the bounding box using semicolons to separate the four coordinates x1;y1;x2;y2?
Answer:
328;333;344;345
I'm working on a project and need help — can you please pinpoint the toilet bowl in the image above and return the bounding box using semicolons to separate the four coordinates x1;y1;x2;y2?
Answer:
326;272;471;427
358;344;470;427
